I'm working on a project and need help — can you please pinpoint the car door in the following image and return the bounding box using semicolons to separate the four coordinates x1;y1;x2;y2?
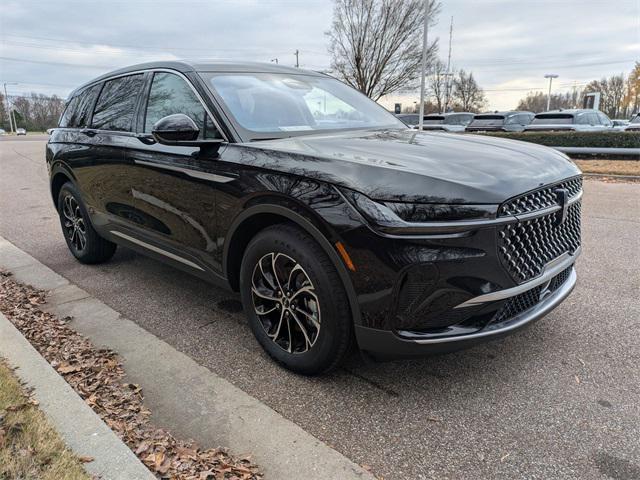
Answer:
71;74;145;231
125;70;230;275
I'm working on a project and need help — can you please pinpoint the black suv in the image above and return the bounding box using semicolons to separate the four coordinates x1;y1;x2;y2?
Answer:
47;61;582;374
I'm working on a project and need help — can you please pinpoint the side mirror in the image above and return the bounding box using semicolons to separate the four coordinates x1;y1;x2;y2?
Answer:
151;114;225;148
152;114;200;145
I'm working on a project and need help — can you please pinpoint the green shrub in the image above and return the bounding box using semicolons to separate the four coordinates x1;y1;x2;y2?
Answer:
476;131;640;149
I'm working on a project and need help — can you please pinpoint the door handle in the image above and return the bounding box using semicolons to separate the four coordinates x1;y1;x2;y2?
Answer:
80;128;97;137
135;133;156;145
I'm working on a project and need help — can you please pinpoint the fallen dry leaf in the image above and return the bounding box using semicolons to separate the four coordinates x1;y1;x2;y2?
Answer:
0;270;262;480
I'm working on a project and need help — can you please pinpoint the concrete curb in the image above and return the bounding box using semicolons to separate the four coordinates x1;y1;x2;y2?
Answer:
0;312;155;480
583;173;640;180
0;236;375;480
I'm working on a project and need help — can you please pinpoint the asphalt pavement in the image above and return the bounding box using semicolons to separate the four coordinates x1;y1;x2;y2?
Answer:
1;135;639;480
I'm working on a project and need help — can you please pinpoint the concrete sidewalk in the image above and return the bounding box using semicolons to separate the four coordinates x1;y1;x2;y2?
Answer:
0;312;154;480
0;235;374;480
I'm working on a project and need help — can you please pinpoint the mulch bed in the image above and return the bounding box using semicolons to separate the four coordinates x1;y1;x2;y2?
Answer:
0;270;262;480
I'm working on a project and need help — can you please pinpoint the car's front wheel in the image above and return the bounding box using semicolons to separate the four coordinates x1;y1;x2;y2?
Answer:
240;224;352;375
57;182;117;264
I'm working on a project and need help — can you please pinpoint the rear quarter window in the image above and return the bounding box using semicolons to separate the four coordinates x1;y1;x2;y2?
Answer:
59;84;102;128
58;96;80;128
91;74;144;131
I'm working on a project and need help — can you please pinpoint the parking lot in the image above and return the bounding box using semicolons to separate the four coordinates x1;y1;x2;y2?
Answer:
1;135;639;479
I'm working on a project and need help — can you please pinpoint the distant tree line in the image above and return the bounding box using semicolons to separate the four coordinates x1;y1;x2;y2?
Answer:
516;62;640;118
0;92;66;132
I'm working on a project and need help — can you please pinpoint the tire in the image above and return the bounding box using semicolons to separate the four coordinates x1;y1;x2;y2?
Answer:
240;224;352;375
57;182;117;264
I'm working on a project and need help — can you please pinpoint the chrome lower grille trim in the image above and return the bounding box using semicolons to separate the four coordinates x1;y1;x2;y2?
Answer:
454;247;580;309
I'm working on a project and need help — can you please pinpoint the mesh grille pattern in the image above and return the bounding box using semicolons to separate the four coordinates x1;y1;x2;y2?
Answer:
499;176;582;217
493;266;573;324
498;201;581;283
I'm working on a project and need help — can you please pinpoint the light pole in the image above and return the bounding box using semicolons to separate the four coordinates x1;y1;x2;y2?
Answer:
418;0;430;131
3;82;17;133
544;74;558;111
442;72;454;112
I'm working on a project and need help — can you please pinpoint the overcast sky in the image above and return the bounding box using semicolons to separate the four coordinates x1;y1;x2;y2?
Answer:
1;0;638;111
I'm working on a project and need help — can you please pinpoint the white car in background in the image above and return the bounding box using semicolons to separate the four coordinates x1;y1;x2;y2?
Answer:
16;128;27;135
612;119;629;130
418;112;475;132
624;114;640;131
0;128;6;135
525;109;613;132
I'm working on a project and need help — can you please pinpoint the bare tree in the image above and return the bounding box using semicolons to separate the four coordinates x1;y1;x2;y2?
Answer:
427;59;447;112
624;62;640;116
2;92;65;131
451;69;486;112
584;74;627;118
327;0;440;101
516;88;583;113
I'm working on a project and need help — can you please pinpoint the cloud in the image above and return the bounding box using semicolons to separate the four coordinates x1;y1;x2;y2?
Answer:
1;0;636;111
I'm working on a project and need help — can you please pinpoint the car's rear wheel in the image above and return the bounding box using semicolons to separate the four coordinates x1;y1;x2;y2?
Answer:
57;182;117;264
240;224;352;375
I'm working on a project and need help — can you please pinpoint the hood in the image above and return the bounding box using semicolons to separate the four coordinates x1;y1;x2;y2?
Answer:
239;129;580;204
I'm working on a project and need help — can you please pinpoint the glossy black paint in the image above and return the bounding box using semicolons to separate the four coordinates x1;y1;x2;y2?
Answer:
47;61;581;358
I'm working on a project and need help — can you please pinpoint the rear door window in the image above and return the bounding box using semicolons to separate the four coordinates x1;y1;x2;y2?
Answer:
144;72;219;139
91;74;144;132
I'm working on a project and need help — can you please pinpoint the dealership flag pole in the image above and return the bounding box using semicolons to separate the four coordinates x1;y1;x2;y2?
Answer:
418;0;430;131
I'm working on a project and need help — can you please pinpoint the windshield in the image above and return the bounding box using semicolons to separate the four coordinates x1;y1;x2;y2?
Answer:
397;114;419;125
631;114;640;124
532;114;574;125
468;115;504;126
203;72;405;139
444;113;474;125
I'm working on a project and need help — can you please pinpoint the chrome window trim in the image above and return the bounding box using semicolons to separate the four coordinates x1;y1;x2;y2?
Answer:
84;68;229;142
454;246;581;309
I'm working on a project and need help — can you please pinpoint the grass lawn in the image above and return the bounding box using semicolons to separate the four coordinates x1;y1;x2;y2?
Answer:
574;159;640;176
0;360;90;480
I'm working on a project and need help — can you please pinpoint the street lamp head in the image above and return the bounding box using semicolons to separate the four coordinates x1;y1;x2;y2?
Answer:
544;74;559;79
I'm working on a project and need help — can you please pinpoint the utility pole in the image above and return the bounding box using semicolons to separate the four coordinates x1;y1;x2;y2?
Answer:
3;82;17;133
294;50;299;68
544;74;558;111
418;0;430;131
444;16;453;112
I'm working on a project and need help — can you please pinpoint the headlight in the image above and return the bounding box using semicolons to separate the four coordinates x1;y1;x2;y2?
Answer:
340;188;497;227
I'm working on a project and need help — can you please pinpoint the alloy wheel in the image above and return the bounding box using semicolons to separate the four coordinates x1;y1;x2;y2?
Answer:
62;194;87;252
251;252;321;354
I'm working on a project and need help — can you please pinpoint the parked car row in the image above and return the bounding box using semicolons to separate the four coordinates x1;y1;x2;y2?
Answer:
397;109;638;133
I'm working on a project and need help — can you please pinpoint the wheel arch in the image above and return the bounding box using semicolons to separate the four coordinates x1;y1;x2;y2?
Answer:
50;164;76;208
223;204;362;325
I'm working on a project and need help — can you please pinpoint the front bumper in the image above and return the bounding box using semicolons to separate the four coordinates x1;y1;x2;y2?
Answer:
354;263;577;359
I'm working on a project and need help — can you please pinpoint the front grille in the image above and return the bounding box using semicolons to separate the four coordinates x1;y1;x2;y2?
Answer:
498;201;581;283
492;266;573;324
499;176;582;217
